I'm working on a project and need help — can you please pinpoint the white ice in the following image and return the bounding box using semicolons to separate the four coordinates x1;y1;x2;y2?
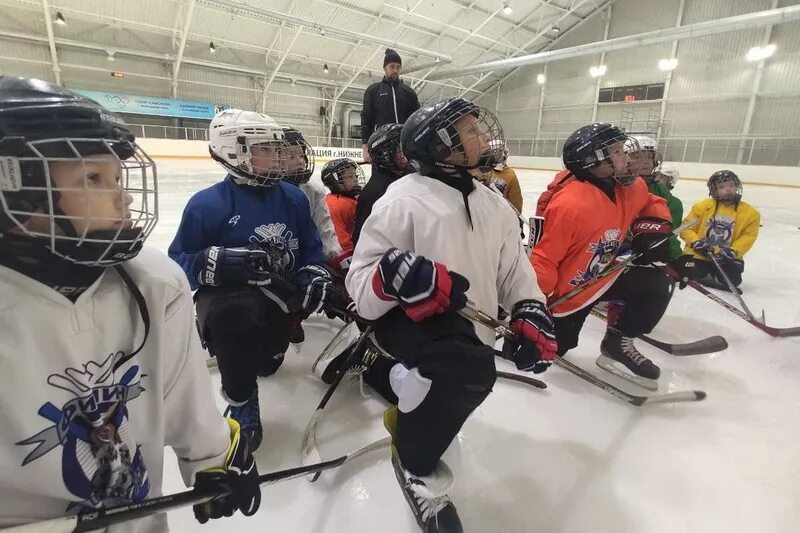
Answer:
150;159;800;533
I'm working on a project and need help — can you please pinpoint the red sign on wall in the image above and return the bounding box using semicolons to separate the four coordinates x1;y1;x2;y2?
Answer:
624;94;636;102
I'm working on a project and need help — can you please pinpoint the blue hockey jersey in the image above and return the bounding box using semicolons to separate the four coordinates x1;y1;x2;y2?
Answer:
168;176;324;290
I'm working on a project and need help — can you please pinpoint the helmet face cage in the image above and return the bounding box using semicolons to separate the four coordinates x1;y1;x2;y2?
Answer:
368;124;405;177
282;132;315;185
708;171;742;203
0;137;158;267
321;159;365;194
563;124;638;186
432;104;505;172
625;136;662;178
209;110;287;187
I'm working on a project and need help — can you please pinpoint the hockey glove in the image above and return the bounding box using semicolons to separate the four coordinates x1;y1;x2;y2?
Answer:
501;299;557;373
630;217;672;265
193;418;260;524
195;246;273;287
691;239;713;256
295;264;334;315
714;245;738;262
373;248;469;322
669;254;696;290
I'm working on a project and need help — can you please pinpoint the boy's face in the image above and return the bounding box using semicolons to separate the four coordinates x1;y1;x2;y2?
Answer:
628;150;656;178
393;146;408;170
250;142;283;174
715;181;738;202
592;141;629;179
341;167;360;191
45;154;133;235
445;113;490;174
285;144;307;173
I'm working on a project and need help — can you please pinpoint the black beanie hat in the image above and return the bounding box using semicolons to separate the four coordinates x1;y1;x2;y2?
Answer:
384;48;402;67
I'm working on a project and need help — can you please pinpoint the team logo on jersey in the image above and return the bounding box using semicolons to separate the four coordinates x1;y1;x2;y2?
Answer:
249;222;299;273
570;229;623;286
705;216;734;246
228;214;241;226
17;352;150;509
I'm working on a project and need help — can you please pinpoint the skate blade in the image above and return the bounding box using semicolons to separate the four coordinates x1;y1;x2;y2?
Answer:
596;355;659;391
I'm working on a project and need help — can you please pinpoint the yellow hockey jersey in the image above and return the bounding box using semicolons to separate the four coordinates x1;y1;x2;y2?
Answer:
680;198;760;260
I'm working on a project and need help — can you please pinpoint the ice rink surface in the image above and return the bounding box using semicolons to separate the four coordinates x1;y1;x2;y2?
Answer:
151;159;800;533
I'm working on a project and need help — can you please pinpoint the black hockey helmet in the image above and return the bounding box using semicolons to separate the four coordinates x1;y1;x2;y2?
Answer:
367;123;407;178
0;76;158;266
707;170;742;203
321;158;364;195
400;97;504;177
562;123;634;185
281;127;315;185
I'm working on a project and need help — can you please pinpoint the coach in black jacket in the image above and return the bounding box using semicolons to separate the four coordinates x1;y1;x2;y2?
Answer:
360;48;420;162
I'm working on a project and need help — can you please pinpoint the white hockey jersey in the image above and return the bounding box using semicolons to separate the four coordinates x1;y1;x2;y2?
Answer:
346;172;544;346
0;247;230;532
299;181;343;260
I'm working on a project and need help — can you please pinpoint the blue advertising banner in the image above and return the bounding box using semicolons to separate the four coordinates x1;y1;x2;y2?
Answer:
74;90;217;120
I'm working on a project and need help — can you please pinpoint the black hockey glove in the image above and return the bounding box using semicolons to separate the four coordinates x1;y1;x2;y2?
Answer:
193;419;260;524
669;254;696;290
373;248;469;322
630;217;672;265
691;238;713;257
295;264;334;315
500;300;557;374
195;246;274;287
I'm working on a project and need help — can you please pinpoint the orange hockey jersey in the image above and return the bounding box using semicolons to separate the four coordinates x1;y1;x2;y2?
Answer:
535;169;574;216
531;178;670;316
326;193;358;253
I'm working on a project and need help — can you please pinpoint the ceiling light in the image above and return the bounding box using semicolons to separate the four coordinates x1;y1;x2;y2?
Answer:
320;28;326;36
502;2;513;15
107;51;116;62
658;58;678;71
209;41;217;53
589;65;607;77
551;26;560;33
746;44;776;62
54;11;66;26
536;73;545;84
323;63;329;74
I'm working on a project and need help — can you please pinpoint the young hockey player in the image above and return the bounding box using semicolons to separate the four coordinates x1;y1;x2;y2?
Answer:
322;158;364;253
480;139;523;212
0;78;259;530
282;127;342;341
532;123;674;390
654;165;680;190
626;136;684;259
168;109;332;450
679;170;760;291
343;97;556;532
352;123;408;245
282;127;342;261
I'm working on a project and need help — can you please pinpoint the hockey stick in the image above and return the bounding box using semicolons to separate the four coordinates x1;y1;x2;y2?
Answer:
5;438;389;533
301;324;376;482
588;308;728;356
459;303;707;407
548;218;697;309
708;254;764;323
663;265;800;338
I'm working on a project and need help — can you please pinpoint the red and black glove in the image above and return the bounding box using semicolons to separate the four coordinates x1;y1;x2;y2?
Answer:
630;217;672;265
501;299;557;373
372;248;469;322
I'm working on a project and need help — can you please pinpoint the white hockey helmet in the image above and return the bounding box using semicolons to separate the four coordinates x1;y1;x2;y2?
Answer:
625;134;662;175
658;166;680;188
209;109;286;187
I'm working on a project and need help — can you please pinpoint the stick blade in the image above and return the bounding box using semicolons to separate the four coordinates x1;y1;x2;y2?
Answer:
668;336;729;356
641;390;707;406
